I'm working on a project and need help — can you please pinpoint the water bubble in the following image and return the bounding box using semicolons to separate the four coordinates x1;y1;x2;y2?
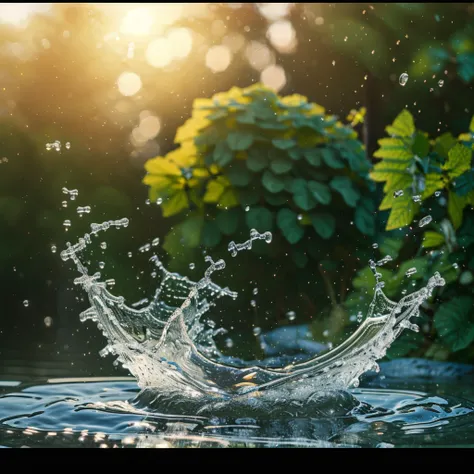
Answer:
435;191;441;197
44;316;53;327
399;72;409;86
405;267;417;277
23;300;29;307
438;79;444;88
156;198;163;205
99;261;105;269
51;245;57;253
418;215;432;227
100;242;107;250
372;243;379;249
412;195;422;203
393;189;404;198
189;263;195;270
250;299;257;307
253;287;258;295
286;311;296;321
253;327;261;336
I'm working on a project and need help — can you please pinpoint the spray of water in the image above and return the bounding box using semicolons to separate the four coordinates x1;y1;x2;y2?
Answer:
60;208;445;413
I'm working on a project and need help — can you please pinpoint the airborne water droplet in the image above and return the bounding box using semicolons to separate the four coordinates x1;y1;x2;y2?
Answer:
99;261;105;269
438;79;444;87
405;267;417;277
253;327;261;336
100;242;107;250
65;142;71;150
372;243;379;249
418;215;432;227
23;300;29;307
286;311;296;321
51;245;57;253
253;287;258;295
189;263;195;270
399;72;409;86
156;198;163;205
245;206;250;212
393;190;404;198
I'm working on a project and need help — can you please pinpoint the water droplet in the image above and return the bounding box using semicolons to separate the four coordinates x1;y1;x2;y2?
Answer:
99;261;105;269
105;279;115;287
250;299;257;307
412;195;422;203
438;79;444;88
253;327;261;336
253;287;258;295
245;206;250;212
145;199;150;205
453;263;459;269
63;219;71;228
286;311;296;321
357;311;363;323
297;214;303;221
65;142;71;150
23;300;29;307
435;191;441;197
399;73;409;86
372;243;379;249
51;245;57;253
189;263;195;270
225;338;233;348
62;201;68;208
405;267;417;277
156;198;163;205
393;190;404;198
44;316;53;327
418;215;432;227
152;237;160;247
128;252;133;258
100;242;107;250
139;243;151;253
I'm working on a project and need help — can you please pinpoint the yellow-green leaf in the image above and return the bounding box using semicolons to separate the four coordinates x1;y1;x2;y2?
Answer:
144;157;181;176
442;143;472;179
385;109;415;138
448;190;467;229
422;173;445;199
161;190;189;217
218;188;239;209
203;179;226;203
422;231;445;248
386;194;419;230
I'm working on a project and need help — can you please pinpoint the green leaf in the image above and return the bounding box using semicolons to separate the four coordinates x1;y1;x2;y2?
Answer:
448;190;467;229
277;208;305;244
270;157;293;174
457;52;474;83
180;216;205;247
262;170;286;193
373;137;414;160
386;194;419;230
293;183;317;211
216;209;239;235
236;111;255;124
443;143;472;179
433;132;457;159
239;188;260;207
354;197;376;236
264;193;288;206
227;165;251;187
379;236;404;260
454;170;474;196
307;181;331;205
330;176;360;207
201;220;222;248
227;131;254;151
435;296;474;352
422;231;445;248
161;190;189;217
412;131;430;158
247;149;268;172
213;141;233;166
272;139;296;150
246;207;274;232
291;247;308;269
321;148;345;169
310;213;336;239
385;109;415;137
303;149;322;167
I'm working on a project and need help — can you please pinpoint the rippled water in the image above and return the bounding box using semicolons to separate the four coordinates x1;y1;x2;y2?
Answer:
1;359;474;448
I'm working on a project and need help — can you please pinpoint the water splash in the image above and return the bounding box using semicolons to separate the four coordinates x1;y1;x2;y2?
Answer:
60;212;445;413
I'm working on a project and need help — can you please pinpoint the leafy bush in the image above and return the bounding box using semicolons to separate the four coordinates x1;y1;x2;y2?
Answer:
143;84;378;342
347;110;474;361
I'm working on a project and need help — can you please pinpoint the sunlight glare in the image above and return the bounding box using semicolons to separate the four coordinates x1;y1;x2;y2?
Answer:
120;7;154;36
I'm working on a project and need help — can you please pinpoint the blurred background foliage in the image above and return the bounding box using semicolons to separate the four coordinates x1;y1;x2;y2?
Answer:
0;3;473;370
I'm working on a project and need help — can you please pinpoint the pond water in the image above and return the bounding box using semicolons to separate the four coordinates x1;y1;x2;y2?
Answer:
1;359;474;448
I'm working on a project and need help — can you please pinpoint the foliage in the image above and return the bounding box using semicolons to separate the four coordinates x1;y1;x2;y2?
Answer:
143;84;378;340
348;111;474;361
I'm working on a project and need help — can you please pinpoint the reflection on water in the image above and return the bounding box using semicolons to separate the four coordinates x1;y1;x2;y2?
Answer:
1;362;474;448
